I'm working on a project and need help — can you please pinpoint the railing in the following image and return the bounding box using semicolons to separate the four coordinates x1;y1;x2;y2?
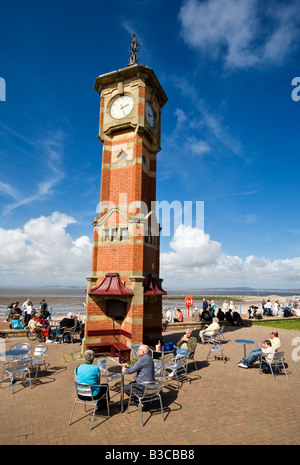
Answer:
0;305;87;326
0;305;8;319
162;303;243;319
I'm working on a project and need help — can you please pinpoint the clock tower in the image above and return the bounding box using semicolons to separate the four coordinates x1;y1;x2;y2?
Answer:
82;36;168;354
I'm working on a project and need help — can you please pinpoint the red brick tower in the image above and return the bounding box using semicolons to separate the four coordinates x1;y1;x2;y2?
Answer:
82;48;168;355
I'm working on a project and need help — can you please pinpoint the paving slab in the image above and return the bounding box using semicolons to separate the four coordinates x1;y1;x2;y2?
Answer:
0;323;299;446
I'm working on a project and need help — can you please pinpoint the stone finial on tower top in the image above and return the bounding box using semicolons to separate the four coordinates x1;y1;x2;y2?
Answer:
128;34;139;66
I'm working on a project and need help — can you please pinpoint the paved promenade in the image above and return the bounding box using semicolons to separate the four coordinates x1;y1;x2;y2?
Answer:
0;323;299;446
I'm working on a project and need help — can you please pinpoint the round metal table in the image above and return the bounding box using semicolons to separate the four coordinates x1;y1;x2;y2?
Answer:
235;339;255;358
0;349;29;358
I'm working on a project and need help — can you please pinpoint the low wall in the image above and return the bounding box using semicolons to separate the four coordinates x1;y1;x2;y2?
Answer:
0;329;28;339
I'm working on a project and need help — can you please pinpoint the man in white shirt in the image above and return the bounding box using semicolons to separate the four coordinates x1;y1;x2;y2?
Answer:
273;301;279;316
265;299;272;316
269;330;281;351
165;308;173;323
22;298;31;326
238;330;281;368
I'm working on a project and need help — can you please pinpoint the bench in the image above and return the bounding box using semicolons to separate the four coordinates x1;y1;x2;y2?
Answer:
85;341;131;363
85;328;132;362
86;329;132;338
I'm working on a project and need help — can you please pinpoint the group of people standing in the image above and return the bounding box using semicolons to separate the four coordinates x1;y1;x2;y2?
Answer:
5;297;84;343
248;298;299;319
192;298;243;326
164;298;242;327
6;298;50;328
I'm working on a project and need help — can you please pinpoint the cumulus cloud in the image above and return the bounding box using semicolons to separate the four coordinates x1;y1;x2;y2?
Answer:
161;224;300;289
1;215;300;289
0;212;92;286
179;0;300;69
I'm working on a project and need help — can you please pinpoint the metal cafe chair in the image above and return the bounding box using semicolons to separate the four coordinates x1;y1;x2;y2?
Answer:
259;351;289;381
153;359;165;380
95;357;122;383
206;339;225;361
69;382;110;430
216;325;226;342
1;358;32;394
8;342;32;360
28;345;48;379
130;343;142;363
187;349;197;370
55;327;74;344
163;355;191;388
127;380;165;427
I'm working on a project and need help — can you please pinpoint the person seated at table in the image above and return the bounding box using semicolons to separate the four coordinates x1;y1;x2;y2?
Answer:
225;309;234;325
122;344;156;405
201;308;211;322
10;314;25;330
74;350;109;411
59;313;77;328
28;312;53;343
232;309;243;326
36;312;53;343
192;307;200;322
6;302;21;322
237;330;281;368
173;329;197;357
284;306;292;317
53;313;77;343
217;308;225;321
199;317;220;343
248;306;256;319
259;340;275;370
174;308;183;323
165;308;173;323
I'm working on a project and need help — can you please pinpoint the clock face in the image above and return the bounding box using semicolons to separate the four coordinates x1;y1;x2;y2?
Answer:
110;95;134;119
145;101;155;128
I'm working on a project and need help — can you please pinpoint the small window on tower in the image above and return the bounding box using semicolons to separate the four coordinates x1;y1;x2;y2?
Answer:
103;229;110;241
120;228;128;240
111;228;118;241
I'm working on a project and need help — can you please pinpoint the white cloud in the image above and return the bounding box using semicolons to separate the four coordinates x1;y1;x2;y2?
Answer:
179;0;300;69
0;212;92;286
1;215;300;290
161;224;300;289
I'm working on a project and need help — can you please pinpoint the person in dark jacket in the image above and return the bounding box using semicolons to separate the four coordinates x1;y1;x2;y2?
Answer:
122;345;155;402
53;313;76;343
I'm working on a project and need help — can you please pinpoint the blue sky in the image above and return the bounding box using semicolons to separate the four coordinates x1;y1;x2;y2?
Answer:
0;0;300;289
